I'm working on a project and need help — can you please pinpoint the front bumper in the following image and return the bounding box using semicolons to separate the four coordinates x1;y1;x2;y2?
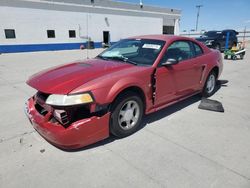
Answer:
25;97;110;149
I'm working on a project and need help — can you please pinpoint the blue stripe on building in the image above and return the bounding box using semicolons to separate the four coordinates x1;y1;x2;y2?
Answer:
0;42;115;53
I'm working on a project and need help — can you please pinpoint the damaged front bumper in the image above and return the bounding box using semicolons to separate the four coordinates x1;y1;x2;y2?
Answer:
24;97;110;149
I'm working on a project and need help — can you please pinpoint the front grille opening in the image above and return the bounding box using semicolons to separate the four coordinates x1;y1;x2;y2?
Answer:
36;91;50;102
52;104;109;129
71;106;91;122
35;103;48;116
69;105;108;124
51;105;91;128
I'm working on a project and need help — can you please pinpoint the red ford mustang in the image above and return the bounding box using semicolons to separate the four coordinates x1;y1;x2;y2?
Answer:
25;35;223;149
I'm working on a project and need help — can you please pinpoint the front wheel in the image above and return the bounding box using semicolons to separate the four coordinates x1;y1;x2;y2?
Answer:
110;92;143;138
202;71;217;97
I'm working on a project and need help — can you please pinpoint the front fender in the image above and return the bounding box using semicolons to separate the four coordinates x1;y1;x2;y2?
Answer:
90;76;149;105
70;66;153;106
107;77;148;103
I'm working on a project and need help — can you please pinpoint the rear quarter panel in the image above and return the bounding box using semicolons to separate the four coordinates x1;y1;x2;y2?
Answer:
200;48;223;87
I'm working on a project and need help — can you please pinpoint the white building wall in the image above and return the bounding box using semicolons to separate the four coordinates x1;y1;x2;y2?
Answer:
0;6;162;45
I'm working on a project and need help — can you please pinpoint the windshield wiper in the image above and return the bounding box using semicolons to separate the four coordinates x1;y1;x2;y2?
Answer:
96;55;109;60
97;55;137;65
108;56;138;65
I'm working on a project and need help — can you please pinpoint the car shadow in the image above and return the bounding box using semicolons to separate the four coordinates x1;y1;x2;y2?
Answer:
63;80;228;152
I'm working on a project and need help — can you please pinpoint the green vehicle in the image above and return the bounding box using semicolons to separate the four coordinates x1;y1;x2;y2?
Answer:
224;43;246;60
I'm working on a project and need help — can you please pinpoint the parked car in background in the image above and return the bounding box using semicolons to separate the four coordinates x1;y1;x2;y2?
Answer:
25;35;223;149
196;29;238;51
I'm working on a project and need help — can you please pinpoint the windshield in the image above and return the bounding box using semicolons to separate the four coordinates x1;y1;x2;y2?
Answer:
97;39;165;66
203;31;222;37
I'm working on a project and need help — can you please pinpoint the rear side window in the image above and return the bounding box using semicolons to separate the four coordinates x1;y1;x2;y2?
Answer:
193;43;203;56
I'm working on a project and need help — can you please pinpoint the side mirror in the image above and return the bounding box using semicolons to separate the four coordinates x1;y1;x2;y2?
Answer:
162;58;179;66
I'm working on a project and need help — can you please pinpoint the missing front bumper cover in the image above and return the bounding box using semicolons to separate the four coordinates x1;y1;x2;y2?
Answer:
25;97;110;149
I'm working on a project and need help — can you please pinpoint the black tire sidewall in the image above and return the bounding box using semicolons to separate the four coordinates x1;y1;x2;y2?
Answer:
110;92;143;138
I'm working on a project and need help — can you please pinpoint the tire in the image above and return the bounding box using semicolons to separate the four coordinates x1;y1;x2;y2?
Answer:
202;71;217;97
224;55;228;59
240;54;244;60
232;55;237;60
110;91;144;138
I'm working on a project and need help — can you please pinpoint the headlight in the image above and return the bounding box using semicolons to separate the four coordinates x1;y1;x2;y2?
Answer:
46;93;94;106
205;40;214;45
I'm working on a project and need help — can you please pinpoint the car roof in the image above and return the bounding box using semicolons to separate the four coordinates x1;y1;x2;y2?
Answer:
222;29;237;32
128;34;211;54
222;29;239;34
205;30;220;32
204;31;222;34
128;34;197;42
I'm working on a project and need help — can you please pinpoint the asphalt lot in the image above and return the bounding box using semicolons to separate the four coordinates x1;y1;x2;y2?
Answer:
0;47;250;188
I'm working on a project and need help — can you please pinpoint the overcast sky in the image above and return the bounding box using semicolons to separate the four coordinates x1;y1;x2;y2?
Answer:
117;0;250;31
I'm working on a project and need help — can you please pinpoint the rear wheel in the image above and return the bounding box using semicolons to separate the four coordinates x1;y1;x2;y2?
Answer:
232;55;237;60
110;92;143;138
240;54;244;59
202;71;217;97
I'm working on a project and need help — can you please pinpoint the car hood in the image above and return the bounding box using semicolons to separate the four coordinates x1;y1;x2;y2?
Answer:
27;58;133;94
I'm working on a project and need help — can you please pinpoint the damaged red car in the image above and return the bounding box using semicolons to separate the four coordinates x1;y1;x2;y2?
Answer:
25;35;223;149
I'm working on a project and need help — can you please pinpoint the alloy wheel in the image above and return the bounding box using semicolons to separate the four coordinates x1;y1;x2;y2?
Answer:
118;100;140;130
206;74;216;94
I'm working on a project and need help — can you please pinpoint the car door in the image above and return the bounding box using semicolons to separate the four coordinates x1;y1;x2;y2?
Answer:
155;41;203;106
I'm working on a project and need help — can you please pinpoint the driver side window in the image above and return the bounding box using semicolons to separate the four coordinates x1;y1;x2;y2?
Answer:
160;41;194;65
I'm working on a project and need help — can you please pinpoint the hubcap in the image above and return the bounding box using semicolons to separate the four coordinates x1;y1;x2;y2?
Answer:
206;74;216;94
118;100;140;130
